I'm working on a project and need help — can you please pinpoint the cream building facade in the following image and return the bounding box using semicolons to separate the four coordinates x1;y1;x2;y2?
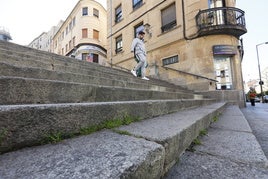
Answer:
107;0;247;105
29;21;63;52
53;0;107;65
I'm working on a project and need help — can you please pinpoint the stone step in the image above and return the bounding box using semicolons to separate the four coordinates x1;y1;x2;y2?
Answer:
0;62;189;94
0;76;195;105
0;41;191;93
0;53;190;94
0;102;226;178
0;99;216;153
0;51;136;80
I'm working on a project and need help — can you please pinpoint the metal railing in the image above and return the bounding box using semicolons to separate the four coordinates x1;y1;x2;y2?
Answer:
162;66;218;82
195;7;246;37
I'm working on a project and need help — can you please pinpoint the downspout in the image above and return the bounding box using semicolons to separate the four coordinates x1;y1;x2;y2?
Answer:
181;0;199;40
110;0;113;67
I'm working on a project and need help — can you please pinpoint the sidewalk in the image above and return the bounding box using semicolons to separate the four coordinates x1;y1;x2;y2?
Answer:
165;105;268;178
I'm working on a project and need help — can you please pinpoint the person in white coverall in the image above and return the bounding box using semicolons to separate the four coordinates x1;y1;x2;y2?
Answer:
130;30;149;80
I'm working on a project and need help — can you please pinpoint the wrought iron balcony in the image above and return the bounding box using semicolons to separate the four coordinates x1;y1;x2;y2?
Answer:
196;7;247;38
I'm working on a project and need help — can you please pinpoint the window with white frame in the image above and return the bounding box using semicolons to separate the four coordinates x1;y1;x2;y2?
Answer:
115;35;123;53
134;23;144;37
133;0;143;10
82;7;88;16
115;4;122;23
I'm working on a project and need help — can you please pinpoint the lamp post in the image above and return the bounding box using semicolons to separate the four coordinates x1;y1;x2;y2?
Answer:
256;42;268;102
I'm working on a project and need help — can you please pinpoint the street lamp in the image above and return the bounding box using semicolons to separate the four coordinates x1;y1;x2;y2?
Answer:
256;42;268;102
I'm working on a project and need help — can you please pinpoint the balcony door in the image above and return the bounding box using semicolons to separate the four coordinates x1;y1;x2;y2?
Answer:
208;0;225;8
208;0;226;25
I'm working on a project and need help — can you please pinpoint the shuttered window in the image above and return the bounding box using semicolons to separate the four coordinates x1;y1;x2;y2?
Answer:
82;28;88;38
161;3;177;32
93;29;99;40
93;8;99;18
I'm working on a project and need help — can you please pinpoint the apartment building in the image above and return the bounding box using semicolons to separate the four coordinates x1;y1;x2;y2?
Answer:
29;21;63;52
0;26;12;41
107;0;247;92
53;0;107;65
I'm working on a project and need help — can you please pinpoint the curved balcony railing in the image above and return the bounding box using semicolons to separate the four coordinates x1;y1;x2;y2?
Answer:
195;7;247;38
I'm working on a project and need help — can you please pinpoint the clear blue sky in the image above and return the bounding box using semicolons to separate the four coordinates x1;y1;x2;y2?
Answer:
237;0;268;82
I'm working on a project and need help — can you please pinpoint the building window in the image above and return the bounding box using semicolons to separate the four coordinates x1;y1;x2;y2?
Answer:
72;17;76;26
55;40;57;48
69;22;72;31
65;44;68;52
115;4;122;23
161;3;177;33
82;7;88;16
69;40;72;49
133;0;143;9
65;27;68;35
134;23;144;37
115;35;123;53
61;32;64;40
82;53;88;61
162;55;179;66
72;36;76;47
208;0;223;8
93;8;99;18
93;29;99;40
92;53;99;63
62;48;64;55
82;28;88;38
82;53;99;63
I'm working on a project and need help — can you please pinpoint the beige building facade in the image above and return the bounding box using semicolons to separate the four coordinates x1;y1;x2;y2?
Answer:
29;21;63;52
107;0;247;96
53;0;107;65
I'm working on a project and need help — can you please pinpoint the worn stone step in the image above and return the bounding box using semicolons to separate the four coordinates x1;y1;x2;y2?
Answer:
0;76;195;105
0;62;189;94
0;102;226;178
0;130;165;179
0;41;191;93
0;51;135;80
0;99;215;153
115;102;226;174
0;53;190;95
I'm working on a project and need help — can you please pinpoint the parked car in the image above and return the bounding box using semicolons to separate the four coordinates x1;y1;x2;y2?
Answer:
255;97;261;103
264;95;268;103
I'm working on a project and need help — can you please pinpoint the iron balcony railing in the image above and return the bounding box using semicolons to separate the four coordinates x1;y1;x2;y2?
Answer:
196;7;247;38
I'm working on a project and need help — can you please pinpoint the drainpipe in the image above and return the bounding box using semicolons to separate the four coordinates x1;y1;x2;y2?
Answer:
181;0;199;40
110;0;113;67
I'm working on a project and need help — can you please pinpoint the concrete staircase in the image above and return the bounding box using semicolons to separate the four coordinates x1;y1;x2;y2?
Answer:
0;41;227;178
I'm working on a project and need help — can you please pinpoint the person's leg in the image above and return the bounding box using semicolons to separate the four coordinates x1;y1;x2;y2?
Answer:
133;54;145;72
137;54;148;79
250;99;255;106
